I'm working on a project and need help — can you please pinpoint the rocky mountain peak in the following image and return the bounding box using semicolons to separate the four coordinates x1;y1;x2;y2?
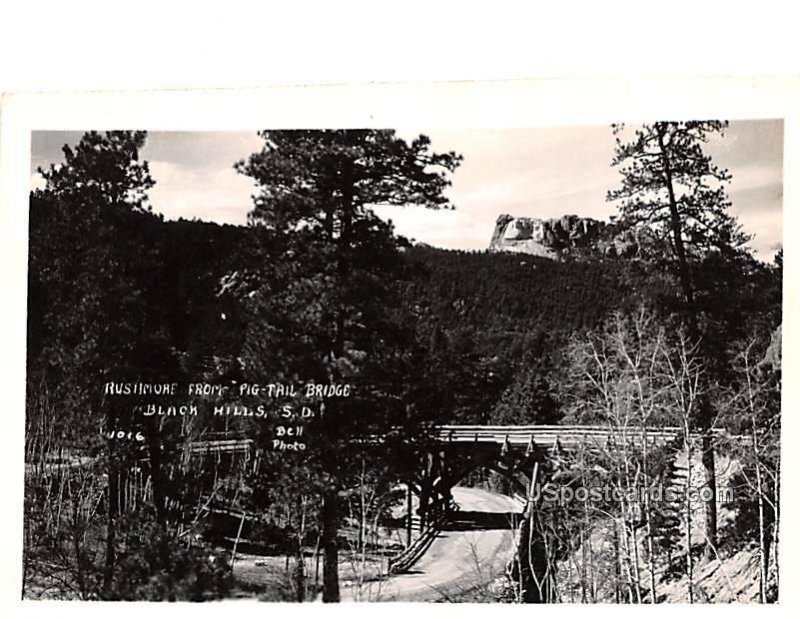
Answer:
489;213;663;259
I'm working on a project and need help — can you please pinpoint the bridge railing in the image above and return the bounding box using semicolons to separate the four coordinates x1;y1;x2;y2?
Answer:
388;510;448;575
187;438;253;455
177;425;749;458
432;425;745;450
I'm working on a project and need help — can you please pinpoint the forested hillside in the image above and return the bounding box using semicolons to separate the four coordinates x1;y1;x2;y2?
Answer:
26;200;780;433
24;129;782;603
403;246;666;359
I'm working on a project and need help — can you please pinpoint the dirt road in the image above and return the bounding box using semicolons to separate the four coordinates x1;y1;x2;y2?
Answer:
346;486;523;602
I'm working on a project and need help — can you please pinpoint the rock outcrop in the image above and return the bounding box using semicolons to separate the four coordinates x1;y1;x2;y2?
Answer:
759;325;782;372
489;213;662;259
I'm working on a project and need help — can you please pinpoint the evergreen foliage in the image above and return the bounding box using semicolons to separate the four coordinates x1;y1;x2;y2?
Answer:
23;127;782;603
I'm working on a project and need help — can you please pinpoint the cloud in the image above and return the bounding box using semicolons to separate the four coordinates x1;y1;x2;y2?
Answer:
29;172;46;192
386;123;783;257
373;205;489;249
147;159;256;224
30;124;783;258
143;132;262;173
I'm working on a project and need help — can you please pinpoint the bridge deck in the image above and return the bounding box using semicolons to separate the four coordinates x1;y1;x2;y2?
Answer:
434;424;710;450
185;425;740;455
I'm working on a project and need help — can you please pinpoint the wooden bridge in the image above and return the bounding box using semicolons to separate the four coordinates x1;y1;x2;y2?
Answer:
184;424;735;456
431;424;729;450
26;422;743;583
29;425;737;481
180;423;742;541
385;424;740;539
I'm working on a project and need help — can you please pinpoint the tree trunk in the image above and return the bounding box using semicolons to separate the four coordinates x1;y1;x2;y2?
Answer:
319;154;356;604
771;470;780;597
321;486;340;602
145;417;166;525
103;441;117;597
655;124;696;324
700;435;718;560
620;435;642;603
295;543;306;602
406;482;413;546
514;464;550;603
684;437;695;604
518;513;550;603
656;123;717;556
751;419;767;603
641;428;658;603
313;532;322;594
613;525;621;603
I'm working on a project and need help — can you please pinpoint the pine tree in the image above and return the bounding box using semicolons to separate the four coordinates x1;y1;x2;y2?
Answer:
28;131;162;441
26;131;183;597
234;130;461;602
607;121;750;557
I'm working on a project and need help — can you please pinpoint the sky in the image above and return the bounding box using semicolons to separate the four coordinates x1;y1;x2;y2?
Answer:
31;120;784;259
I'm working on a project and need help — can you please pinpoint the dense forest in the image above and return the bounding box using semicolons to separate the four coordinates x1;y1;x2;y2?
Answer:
23;128;781;603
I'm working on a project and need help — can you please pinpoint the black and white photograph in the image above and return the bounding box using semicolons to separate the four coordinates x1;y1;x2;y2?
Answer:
18;119;783;603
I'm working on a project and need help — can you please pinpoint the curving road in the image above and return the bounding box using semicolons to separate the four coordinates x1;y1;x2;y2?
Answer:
348;486;523;602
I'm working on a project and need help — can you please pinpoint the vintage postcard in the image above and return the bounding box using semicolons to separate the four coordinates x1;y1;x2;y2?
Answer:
0;80;797;611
